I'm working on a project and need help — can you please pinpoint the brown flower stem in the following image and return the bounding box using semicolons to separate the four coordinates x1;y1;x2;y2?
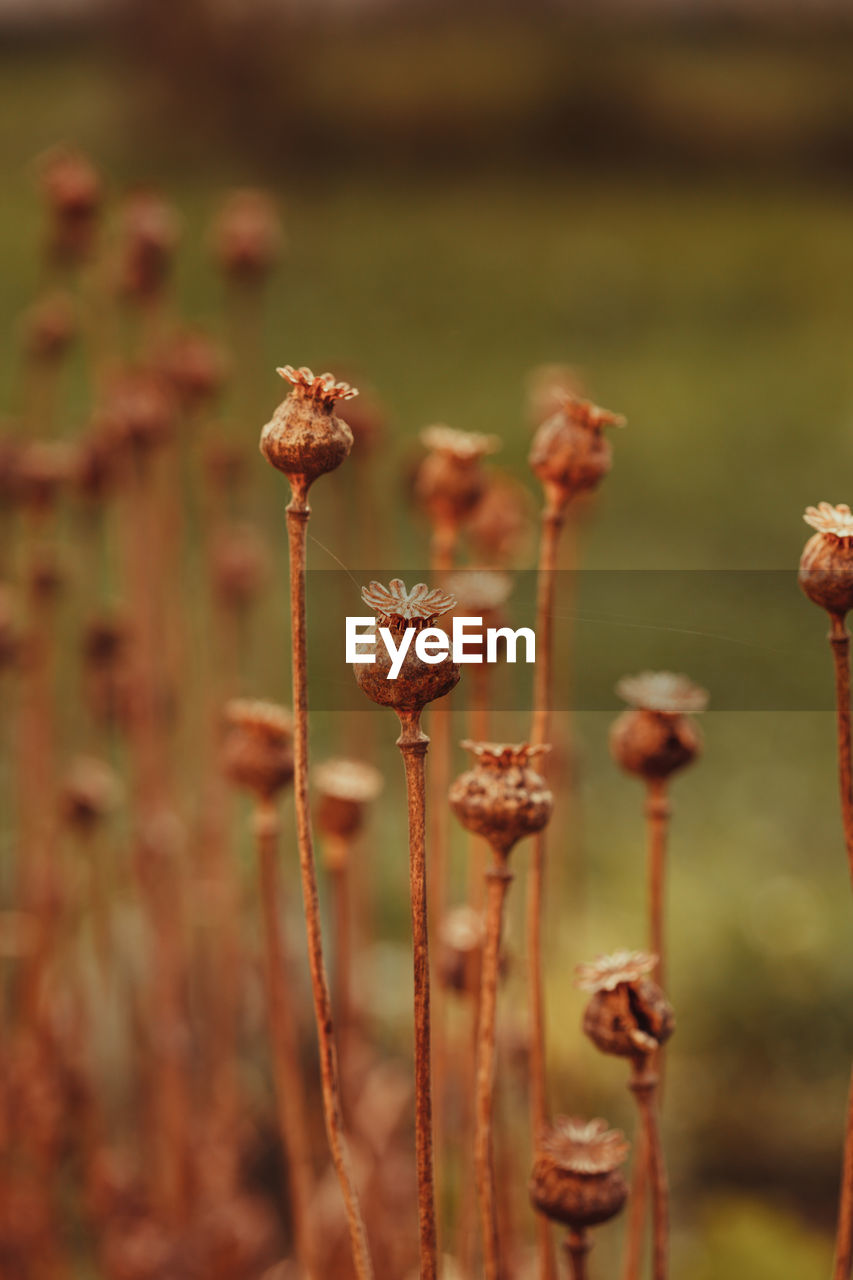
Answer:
285;483;374;1280
326;841;353;1042
833;1064;853;1280
474;860;513;1280
629;1061;669;1280
829;610;853;1278
529;502;564;1280
467;665;492;908
829;612;853;884
254;798;318;1278
564;1228;592;1280
395;707;438;1280
622;779;672;1280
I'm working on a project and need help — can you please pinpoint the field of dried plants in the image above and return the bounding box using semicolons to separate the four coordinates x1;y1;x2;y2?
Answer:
4;36;853;1278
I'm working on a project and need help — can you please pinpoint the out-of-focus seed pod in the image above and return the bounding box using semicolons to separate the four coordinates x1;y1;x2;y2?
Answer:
39;146;102;267
60;756;122;833
116;188;181;305
314;758;383;842
610;671;707;782
159;329;228;417
15;441;74;516
21;292;76;366
467;468;536;567
436;905;485;998
211;188;282;286
221;699;294;802
529;1116;629;1230
212;523;270;613
529;395;625;514
415;425;500;545
577;951;674;1060
525;363;586;430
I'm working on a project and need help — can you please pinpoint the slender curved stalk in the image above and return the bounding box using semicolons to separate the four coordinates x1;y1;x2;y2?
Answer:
396;707;438;1280
564;1228;591;1280
285;486;374;1280
829;611;853;1277
629;1062;668;1280
474;861;512;1280
529;503;563;1280
254;799;318;1277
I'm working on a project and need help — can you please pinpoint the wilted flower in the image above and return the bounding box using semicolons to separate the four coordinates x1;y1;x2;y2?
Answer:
800;502;853;616
415;425;500;540
211;188;282;285
314;758;384;841
577;951;674;1059
529;395;625;512
449;741;553;859
222;700;294;801
354;578;460;714
610;671;706;781
529;1116;629;1229
260;365;356;495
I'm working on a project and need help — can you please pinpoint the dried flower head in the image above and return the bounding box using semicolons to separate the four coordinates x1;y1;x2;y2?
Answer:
416;425;501;536
449;741;553;859
260;365;356;495
354;578;461;714
60;756;122;831
211;188;283;284
529;1116;629;1230
610;672;706;781
529;394;625;511
21;292;76;365
467;468;536;566
104;369;176;454
314;758;384;840
800;502;853;615
39;146;101;265
159;329;228;415
117;188;181;303
577;951;674;1059
15;441;74;513
437;905;486;997
222;699;294;800
361;578;456;630
446;569;512;616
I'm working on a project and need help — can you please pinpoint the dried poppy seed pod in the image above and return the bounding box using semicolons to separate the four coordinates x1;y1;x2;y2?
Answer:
159;329;228;416
211;188;282;285
117;188;181;304
446;569;512;661
221;700;294;801
21;292;76;366
577;951;674;1060
610;671;707;781
60;756;121;833
39;146;102;266
105;369;177;455
260;365;356;498
467;468;535;566
529;1117;629;1230
354;579;461;714
799;503;853;617
437;905;485;997
529;395;625;513
415;425;500;539
15;441;74;515
449;741;553;859
314;758;384;841
212;524;270;612
526;363;586;429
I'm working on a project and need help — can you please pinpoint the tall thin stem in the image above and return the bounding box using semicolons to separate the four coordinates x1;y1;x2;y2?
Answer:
285;487;374;1280
474;861;512;1280
622;779;671;1280
254;799;318;1277
529;503;563;1280
829;610;853;1278
564;1228;591;1280
396;708;438;1280
629;1062;668;1280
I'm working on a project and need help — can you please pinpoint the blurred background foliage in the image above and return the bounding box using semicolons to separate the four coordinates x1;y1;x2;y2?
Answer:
3;0;853;1273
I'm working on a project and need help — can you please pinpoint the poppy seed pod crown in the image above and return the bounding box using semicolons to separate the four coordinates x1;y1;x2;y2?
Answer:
529;395;625;512
799;503;853;617
354;579;461;714
449;741;553;859
314;758;384;840
577;951;674;1060
529;1117;629;1230
610;671;707;781
260;365;356;495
